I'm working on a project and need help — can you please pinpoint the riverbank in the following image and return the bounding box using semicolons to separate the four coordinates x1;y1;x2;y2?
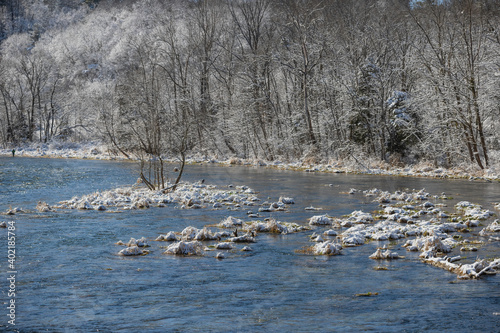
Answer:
2;142;499;182
0;142;118;160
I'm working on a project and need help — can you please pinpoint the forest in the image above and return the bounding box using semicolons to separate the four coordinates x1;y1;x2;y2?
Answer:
1;0;499;173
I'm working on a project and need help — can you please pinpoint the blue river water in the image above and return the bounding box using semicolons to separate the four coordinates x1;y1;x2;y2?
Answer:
0;157;499;332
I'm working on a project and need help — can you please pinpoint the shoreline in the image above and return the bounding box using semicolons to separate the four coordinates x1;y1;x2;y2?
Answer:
2;143;499;182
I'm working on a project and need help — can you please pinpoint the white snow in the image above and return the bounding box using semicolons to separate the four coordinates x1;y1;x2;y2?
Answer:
164;241;204;256
311;241;343;255
155;231;179;241
309;215;332;226
119;246;147;256
369;248;401;260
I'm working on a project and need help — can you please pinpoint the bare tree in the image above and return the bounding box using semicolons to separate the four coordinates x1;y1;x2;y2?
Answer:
410;0;492;168
276;0;327;148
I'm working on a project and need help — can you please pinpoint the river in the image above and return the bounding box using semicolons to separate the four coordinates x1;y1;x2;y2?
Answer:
1;157;499;332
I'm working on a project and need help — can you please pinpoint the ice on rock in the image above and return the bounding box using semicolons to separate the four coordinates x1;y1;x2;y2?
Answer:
95;204;107;211
403;235;453;258
119;246;147;256
164;241;204;256
323;229;338;237
279;197;295;204
311;234;324;242
219;216;243;228
435;210;449;218
305;206;322;211
455;201;494;220
132;198;151;209
347;210;374;223
342;233;366;247
245;219;308;234
59;181;261;212
125;237;148;247
229;232;256;243
464;206;494;220
36;201;52;212
364;188;382;197
456;201;475;209
457;258;500;279
384;206;405;215
215;242;232;250
309;215;332;226
311;241;343;255
181;226;199;241
370;230;403;241
156;231;179;241
193;227;219;241
423;256;461;273
479;220;500;235
421;201;434;209
369;248;401;260
77;200;93;210
424;257;500;279
266;201;286;211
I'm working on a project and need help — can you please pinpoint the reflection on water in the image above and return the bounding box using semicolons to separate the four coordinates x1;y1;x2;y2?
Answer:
1;157;500;332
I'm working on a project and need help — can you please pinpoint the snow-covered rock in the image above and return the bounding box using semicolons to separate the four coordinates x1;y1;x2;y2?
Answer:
156;231;179;241
347;210;374;223
77;200;93;210
311;241;343;255
193;227;219;241
181;226;199;241
164;241;204;256
369;248;401;260
309;215;332;226
125;237;148;247
464;206;494;220
119;246;147;256
323;229;338;237
479;220;500;235
36;201;52;212
215;242;232;250
402;235;453;258
279;197;295;204
424;257;500;279
219;216;243;228
229;233;256;243
342;233;366;247
245;219;307;234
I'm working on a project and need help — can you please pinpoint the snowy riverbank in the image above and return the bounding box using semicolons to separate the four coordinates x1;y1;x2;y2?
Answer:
0;142;118;160
2;141;500;181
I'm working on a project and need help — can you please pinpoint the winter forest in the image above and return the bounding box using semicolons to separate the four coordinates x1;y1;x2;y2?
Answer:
1;0;500;171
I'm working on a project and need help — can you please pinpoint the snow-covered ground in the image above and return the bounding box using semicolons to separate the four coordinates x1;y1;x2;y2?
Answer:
2;141;500;181
1;142;118;160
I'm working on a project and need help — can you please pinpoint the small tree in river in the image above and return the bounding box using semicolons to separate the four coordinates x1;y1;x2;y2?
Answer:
106;17;195;191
